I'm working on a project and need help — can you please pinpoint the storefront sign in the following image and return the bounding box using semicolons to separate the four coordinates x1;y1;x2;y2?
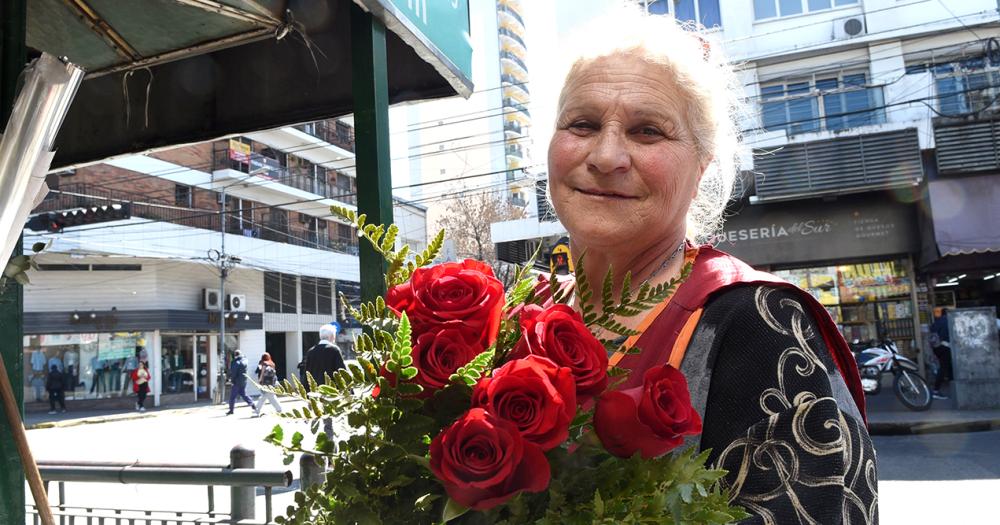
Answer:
229;139;251;163
716;194;918;267
354;0;474;96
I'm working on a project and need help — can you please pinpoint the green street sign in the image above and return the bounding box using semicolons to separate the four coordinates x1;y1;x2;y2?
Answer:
354;0;474;97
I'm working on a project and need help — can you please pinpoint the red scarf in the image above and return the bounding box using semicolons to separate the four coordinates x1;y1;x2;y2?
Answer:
613;245;867;423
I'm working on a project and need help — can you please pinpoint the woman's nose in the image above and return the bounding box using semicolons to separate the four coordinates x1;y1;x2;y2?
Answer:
586;127;631;175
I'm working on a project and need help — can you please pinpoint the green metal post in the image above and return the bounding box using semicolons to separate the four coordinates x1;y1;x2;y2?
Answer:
350;3;393;303
0;1;27;523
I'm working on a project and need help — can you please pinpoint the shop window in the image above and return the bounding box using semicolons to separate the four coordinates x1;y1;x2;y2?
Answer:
23;332;150;403
773;259;916;354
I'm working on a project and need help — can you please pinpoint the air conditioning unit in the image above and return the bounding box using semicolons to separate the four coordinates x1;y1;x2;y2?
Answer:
834;16;866;40
203;288;221;310
227;294;247;311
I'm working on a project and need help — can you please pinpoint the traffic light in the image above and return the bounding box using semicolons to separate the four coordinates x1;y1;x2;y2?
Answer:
26;203;132;232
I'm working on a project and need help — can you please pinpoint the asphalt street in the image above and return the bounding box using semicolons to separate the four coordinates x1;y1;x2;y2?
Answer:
23;404;1000;524
875;430;1000;524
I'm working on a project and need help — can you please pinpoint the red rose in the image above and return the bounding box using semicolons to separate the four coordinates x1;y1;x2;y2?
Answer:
387;259;505;347
472;356;576;450
593;365;702;459
410;322;484;394
514;305;608;402
430;408;550;510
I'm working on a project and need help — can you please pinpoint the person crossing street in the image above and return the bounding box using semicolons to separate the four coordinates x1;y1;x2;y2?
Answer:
225;350;254;415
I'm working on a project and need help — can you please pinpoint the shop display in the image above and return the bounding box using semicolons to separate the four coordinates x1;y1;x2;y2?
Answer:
774;258;917;355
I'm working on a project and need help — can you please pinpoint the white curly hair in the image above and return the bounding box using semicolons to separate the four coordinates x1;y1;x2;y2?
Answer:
550;5;746;244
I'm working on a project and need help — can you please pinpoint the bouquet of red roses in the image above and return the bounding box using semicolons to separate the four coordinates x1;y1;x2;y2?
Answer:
267;207;747;524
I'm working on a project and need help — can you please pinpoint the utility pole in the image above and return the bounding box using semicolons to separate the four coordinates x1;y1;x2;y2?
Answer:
208;180;239;404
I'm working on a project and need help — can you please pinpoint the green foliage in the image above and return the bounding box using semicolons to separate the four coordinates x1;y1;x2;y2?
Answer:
454;447;746;525
576;258;693;350
266;220;745;525
330;205;444;287
449;349;496;387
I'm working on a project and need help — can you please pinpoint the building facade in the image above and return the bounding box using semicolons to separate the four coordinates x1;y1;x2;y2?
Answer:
492;0;1000;370
21;119;427;411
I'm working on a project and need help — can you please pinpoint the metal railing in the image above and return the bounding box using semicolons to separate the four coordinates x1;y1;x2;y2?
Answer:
212;147;358;205
294;120;356;153
34;184;359;255
27;447;293;524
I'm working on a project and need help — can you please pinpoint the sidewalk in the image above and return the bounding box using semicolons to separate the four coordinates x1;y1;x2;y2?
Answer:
865;384;1000;435
24;401;222;430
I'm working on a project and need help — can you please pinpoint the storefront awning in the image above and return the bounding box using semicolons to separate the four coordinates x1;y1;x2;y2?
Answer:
928;174;1000;256
20;0;473;168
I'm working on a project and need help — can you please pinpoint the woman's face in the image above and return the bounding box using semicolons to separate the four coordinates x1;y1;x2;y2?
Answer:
548;54;707;251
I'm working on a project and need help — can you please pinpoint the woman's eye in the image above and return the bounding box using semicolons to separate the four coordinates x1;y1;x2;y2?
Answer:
568;121;596;132
637;126;663;137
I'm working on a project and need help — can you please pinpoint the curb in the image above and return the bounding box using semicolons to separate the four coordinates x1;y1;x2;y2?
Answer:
25;405;220;430
868;418;1000;436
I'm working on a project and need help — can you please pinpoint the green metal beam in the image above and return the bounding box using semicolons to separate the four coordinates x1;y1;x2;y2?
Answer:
0;0;27;522
350;3;393;303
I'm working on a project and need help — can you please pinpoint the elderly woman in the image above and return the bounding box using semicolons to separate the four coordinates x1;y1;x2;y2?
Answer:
549;11;877;524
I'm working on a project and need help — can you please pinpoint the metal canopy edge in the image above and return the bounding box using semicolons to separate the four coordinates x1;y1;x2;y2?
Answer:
353;0;473;98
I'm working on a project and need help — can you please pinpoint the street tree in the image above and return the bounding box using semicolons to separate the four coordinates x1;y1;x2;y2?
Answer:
436;191;526;280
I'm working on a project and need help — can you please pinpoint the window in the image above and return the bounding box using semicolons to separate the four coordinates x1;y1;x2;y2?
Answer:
761;72;884;134
317;278;332;315
644;0;721;28
281;273;297;313
264;272;281;313
908;56;1000;116
299;277;333;315
265;272;298;314
174;184;192;207
302;276;317;315
754;0;856;20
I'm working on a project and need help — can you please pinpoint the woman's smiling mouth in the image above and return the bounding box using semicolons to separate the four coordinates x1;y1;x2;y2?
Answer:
575;187;638;200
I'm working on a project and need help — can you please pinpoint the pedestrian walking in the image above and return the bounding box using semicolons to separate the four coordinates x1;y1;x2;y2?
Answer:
226;350;254;415
46;364;66;414
253;352;282;417
132;361;151;412
304;323;347;438
930;308;953;399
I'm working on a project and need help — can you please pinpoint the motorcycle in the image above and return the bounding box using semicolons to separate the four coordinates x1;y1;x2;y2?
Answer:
853;339;933;411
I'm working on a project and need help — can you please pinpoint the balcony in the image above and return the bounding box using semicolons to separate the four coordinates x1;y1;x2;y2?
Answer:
499;51;528;73
35;183;360;255
498;28;527;50
294;120;356;153
214;147;357;205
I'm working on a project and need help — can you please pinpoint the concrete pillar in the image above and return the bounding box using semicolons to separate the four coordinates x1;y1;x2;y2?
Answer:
209;334;219;403
230;445;255;521
299;454;325;490
151;330;162;407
